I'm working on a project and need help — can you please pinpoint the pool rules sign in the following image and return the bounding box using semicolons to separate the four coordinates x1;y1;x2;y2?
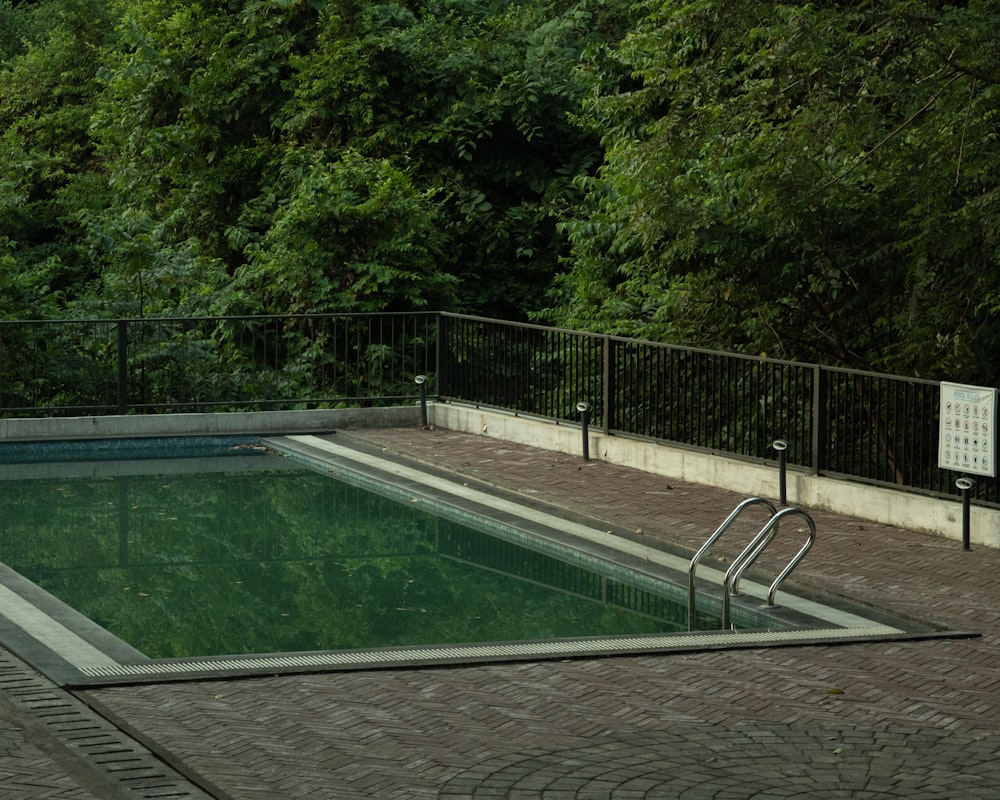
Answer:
939;381;997;477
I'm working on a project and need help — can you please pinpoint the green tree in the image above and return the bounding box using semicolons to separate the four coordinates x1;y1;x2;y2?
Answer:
554;1;1000;382
84;0;317;316
84;0;624;318
0;0;113;317
231;148;455;313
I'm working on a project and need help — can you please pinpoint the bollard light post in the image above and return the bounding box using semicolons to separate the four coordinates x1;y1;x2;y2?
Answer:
576;401;592;462
772;439;789;506
415;375;428;427
956;476;975;551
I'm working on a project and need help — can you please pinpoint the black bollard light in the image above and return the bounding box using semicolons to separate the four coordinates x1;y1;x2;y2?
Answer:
956;476;975;551
772;439;789;506
576;401;592;461
415;374;428;427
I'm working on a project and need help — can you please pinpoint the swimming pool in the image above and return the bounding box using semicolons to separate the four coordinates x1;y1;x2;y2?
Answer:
0;434;921;686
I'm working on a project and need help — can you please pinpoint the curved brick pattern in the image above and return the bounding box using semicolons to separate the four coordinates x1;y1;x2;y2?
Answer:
440;727;1000;799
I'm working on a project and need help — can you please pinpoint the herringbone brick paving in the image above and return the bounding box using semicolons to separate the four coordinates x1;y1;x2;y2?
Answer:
71;427;1000;798
0;683;136;800
19;426;1000;798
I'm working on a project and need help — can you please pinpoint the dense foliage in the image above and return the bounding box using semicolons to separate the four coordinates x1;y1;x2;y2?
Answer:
2;0;999;382
553;0;1000;382
2;0;624;319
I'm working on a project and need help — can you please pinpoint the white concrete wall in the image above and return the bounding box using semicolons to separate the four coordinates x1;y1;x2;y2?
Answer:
0;406;421;441
431;403;1000;548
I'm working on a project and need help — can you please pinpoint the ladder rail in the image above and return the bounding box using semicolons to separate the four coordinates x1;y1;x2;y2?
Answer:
687;497;777;631
721;507;816;630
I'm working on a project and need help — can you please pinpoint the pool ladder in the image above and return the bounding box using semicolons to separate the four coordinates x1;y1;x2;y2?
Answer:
688;497;816;631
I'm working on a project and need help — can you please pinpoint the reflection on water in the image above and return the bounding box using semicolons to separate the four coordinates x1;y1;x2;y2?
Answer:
0;447;715;658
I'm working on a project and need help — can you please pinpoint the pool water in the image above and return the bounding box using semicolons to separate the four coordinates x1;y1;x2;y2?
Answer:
0;440;721;659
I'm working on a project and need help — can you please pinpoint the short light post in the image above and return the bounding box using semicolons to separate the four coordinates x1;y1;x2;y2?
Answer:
772;439;789;506
576;401;592;461
415;375;428;427
956;476;975;551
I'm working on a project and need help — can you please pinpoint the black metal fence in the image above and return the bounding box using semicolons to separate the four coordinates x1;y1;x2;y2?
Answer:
435;314;978;504
0;311;986;505
0;314;437;414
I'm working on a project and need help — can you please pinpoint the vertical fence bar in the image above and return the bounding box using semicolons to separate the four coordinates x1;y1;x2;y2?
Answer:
435;314;446;398
485;324;494;406
693;351;702;447
558;329;566;419
117;319;128;414
812;365;825;475
712;353;720;450
866;375;875;480
602;336;613;434
767;361;777;457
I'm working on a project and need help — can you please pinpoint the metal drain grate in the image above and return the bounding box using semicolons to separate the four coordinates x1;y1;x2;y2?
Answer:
0;653;217;799
80;625;904;681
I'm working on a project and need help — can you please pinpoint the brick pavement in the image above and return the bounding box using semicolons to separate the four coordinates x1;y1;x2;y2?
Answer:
77;427;1000;799
9;425;1000;799
0;647;214;800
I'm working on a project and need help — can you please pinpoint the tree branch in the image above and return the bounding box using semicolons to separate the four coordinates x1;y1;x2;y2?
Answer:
809;72;962;198
955;77;977;188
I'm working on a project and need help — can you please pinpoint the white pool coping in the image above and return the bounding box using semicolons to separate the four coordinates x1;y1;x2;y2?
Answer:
271;435;894;632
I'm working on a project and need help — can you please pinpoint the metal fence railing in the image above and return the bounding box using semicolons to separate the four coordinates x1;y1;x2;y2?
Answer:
435;315;983;506
437;314;604;423
819;366;944;494
0;311;986;506
0;313;437;415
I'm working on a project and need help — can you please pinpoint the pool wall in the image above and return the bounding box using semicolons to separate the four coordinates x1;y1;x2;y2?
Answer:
0;402;993;547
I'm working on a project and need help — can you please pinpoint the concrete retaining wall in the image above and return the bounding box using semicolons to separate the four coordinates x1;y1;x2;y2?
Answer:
431;403;999;549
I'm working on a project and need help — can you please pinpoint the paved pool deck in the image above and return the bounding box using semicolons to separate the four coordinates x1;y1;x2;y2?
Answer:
4;425;1000;798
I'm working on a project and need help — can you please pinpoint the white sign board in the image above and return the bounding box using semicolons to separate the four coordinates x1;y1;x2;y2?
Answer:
939;381;997;477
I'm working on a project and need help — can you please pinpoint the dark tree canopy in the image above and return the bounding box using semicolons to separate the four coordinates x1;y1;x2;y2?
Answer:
2;0;999;382
552;0;1000;383
2;0;625;319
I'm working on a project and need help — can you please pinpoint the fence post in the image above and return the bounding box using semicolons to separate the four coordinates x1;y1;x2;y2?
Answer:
602;335;614;435
435;314;448;400
117;320;128;414
811;365;826;474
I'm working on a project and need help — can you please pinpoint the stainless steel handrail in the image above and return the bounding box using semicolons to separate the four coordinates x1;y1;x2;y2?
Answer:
721;507;816;629
687;497;777;630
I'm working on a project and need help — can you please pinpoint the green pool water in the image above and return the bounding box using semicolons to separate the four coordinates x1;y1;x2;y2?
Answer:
0;439;718;659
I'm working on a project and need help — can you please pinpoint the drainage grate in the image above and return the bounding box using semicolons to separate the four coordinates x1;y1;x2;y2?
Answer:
79;625;904;681
0;652;217;799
